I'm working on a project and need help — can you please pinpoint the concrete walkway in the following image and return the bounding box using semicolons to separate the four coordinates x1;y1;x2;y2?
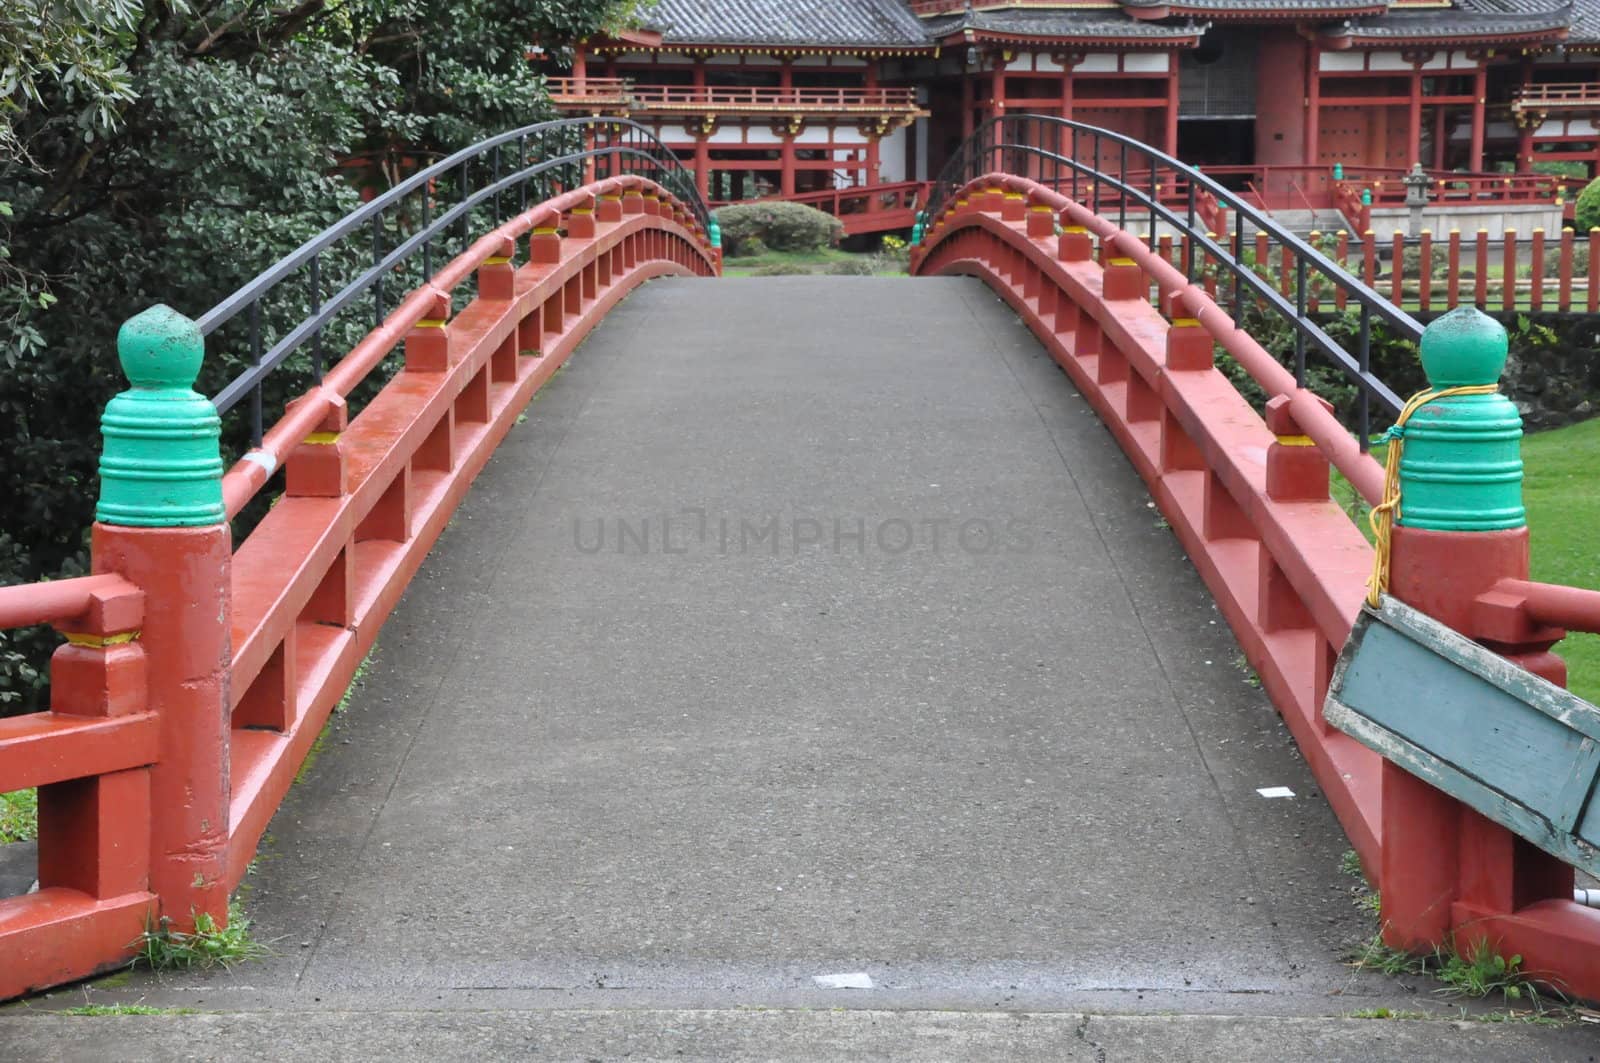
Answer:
5;277;1595;1059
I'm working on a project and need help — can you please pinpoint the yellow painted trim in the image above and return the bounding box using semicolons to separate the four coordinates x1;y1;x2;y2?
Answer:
1276;435;1316;448
533;226;561;236
1062;226;1088;234
1029;205;1053;213
416;318;447;329
1004;192;1026;200
305;432;340;445
63;630;140;648
1108;257;1138;267
482;256;512;266
571;208;594;215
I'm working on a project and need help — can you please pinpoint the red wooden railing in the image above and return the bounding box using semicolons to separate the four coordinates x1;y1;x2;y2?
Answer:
546;78;921;112
912;174;1600;1001
0;175;718;1000
0;573;155;996
1514;82;1600;110
1050;163;1570;240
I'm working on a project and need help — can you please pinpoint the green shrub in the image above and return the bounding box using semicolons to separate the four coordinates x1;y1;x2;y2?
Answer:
872;233;910;272
829;258;874;276
714;202;843;256
1400;243;1449;280
749;262;812;276
1575;177;1600;235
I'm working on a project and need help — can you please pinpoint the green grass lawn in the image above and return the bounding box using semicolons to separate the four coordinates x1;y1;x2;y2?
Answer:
1524;418;1600;701
1331;421;1600;702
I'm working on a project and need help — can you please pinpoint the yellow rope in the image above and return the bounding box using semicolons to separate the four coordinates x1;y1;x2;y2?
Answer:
1365;383;1500;607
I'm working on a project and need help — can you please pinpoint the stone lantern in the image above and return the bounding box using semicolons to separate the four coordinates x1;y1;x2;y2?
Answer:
1403;162;1432;237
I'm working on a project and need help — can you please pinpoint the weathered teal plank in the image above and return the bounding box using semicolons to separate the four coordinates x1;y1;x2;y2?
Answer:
1325;595;1600;878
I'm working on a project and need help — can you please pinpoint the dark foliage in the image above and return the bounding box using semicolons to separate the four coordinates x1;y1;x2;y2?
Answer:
0;1;647;711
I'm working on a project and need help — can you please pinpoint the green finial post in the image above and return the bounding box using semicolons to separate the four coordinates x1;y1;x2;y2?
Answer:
911;211;925;246
707;215;722;250
97;305;225;527
1333;162;1344;181
1362;188;1373;206
1397;307;1524;532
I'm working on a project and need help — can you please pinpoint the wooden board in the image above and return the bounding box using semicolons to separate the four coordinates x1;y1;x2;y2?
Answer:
1325;594;1600;877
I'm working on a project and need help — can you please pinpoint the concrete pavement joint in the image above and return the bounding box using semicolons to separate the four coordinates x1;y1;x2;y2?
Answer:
957;284;1290;972
290;289;665;986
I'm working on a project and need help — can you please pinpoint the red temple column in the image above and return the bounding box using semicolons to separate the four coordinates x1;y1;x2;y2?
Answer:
1470;64;1487;171
1516;58;1535;172
990;58;1006;124
695;134;711;201
693;57;706;95
1061;64;1074;123
1306;44;1321;172
961;72;975;138
573;43;587;90
1165;57;1179;156
1433;106;1449;170
781;134;797;197
780;57;793;97
1408;65;1424;167
866;133;881;186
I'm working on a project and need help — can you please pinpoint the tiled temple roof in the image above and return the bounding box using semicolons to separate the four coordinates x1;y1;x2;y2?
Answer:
1120;0;1384;13
1324;0;1572;44
923;9;1203;39
639;0;1600;50
1463;0;1600;41
643;0;929;46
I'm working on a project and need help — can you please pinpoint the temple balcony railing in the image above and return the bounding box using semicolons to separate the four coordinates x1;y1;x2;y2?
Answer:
546;78;926;119
1512;82;1600;113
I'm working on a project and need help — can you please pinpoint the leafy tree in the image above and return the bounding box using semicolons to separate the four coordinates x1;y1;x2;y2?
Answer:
1577;176;1600;236
1;0;645;711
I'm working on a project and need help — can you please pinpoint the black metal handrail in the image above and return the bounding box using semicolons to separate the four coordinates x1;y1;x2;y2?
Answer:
203;117;706;444
926;115;1419;448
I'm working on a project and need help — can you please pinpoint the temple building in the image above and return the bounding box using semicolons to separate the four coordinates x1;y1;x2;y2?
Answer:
545;0;1600;217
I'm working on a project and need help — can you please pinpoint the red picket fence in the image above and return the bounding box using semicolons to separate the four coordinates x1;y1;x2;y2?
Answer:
1145;224;1600;316
0;176;718;999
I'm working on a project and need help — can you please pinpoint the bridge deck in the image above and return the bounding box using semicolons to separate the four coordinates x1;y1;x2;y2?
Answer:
15;277;1595;1057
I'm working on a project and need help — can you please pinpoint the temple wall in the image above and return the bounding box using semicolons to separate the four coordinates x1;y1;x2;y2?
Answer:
878;125;909;182
1255;29;1307;167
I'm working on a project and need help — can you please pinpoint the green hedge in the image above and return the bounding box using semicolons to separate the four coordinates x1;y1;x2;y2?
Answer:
714;201;843;256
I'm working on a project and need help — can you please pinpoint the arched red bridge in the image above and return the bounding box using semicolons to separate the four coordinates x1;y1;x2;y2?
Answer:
3;118;1600;1056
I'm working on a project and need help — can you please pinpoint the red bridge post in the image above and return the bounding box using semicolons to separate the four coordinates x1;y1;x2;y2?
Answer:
92;305;232;931
1381;307;1570;952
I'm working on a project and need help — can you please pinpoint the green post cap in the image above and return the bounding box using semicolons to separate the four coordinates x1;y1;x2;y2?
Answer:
1362;188;1373;205
707;216;722;249
1333;163;1344;181
1397;307;1524;532
96;305;226;527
